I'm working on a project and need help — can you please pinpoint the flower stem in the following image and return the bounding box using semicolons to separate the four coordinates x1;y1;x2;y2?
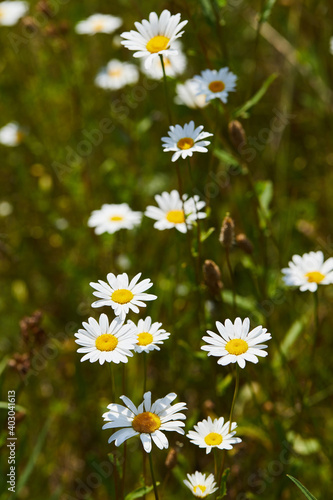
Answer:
149;452;160;500
159;54;172;125
312;289;319;356
143;351;147;393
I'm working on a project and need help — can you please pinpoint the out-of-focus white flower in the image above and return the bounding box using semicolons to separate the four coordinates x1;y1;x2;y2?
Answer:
175;79;207;109
0;1;28;26
75;13;122;35
0;122;24;146
282;251;333;292
95;60;139;90
184;471;218;497
162;121;213;162
88;203;142;235
194;68;237;103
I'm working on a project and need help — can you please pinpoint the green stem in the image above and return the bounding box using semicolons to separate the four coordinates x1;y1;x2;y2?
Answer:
149;452;160;500
187;158;202;271
218;366;239;487
312;289;319;356
143;351;147;393
225;247;236;315
159;55;172;125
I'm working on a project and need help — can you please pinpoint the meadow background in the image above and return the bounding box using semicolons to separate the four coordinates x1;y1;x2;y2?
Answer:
1;0;333;498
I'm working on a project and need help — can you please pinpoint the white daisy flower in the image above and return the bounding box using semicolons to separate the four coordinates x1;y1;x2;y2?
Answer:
202;317;272;369
95;60;139;90
0;122;24;146
90;272;157;321
194;68;237;103
145;190;207;234
282;250;333;292
187;416;241;454
75;13;122;35
140;41;186;80
184;471;218;498
162;121;213;162
128;316;170;353
102;391;187;453
0;1;28;26
120;9;188;69
88;203;142;235
175;79;207;109
74;313;136;365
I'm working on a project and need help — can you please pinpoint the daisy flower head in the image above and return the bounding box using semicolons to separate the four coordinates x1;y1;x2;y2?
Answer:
90;272;157;321
145;190;207;234
162;121;213;162
88;203;142;234
102;391;187;453
74;313;136;365
194;68;237;103
75;13;122;35
128;316;170;353
202;317;271;369
0;122;24;146
282;251;333;292
187;416;241;454
140;41;187;80
0;1;28;26
120;10;188;69
95;60;139;90
175;79;207;109
184;472;218;498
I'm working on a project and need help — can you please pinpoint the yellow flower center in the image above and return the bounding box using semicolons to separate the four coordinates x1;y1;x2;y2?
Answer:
204;432;223;446
225;338;248;355
110;215;124;221
137;332;153;346
208;80;225;93
108;69;122;78
146;35;170;53
166;210;185;224
93;21;105;32
194;485;207;495
132;411;161;433
177;137;194;150
305;271;325;284
111;289;134;304
95;333;118;351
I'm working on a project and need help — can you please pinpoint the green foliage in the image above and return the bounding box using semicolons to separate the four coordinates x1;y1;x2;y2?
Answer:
287;475;318;500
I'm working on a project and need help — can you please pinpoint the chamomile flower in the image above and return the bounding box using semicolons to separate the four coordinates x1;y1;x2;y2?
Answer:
90;273;157;320
145;190;207;234
120;10;188;69
0;122;24;146
88;203;142;235
95;60;139;90
202;317;271;369
128;316;170;353
140;41;186;80
102;391;187;453
0;1;28;26
184;472;218;498
74;313;136;365
175;79;207;109
162;121;213;162
187;416;241;454
282;251;333;292
194;68;237;103
75;13;122;35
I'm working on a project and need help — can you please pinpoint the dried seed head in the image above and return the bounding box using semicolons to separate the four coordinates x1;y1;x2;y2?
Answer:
228;120;247;151
236;233;254;254
203;259;223;296
8;353;31;376
165;447;178;470
219;214;235;248
20;310;46;348
36;0;53;18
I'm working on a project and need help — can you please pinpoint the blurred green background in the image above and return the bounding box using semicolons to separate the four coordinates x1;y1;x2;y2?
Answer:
1;0;333;498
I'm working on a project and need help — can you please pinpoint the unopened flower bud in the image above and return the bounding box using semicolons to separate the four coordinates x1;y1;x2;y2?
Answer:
203;259;223;296
228;120;247;151
165;447;178;470
236;233;254;254
219;214;235;249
